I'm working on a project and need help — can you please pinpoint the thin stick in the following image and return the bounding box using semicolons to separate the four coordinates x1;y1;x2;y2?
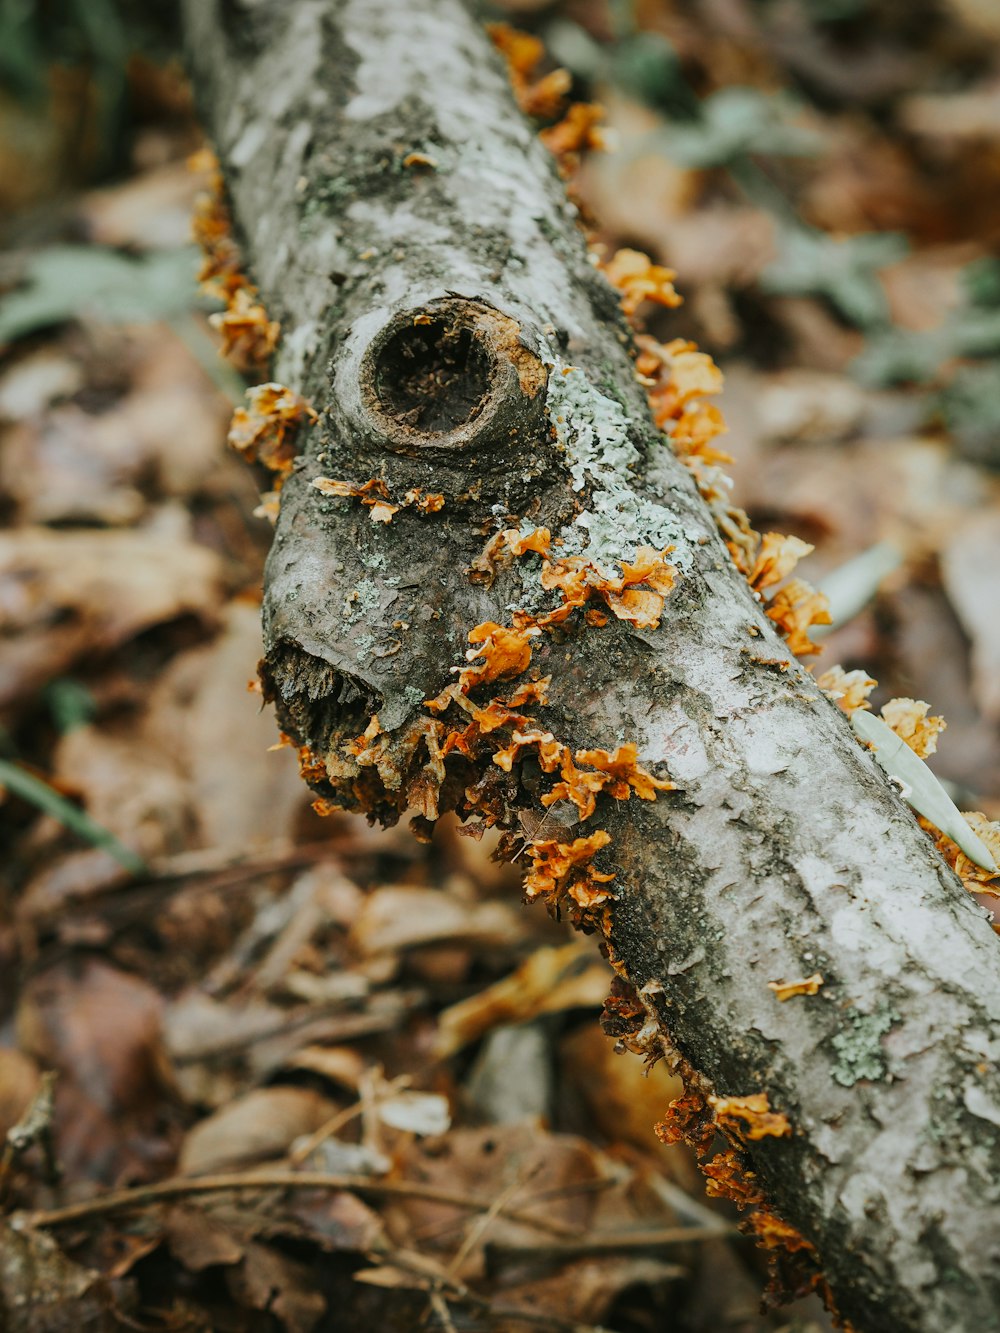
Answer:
485;1223;728;1264
23;1170;582;1238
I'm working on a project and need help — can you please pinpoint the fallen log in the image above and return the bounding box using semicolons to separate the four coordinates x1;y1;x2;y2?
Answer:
183;2;1000;1328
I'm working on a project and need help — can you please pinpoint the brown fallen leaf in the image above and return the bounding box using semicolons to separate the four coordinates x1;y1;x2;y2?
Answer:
16;959;177;1183
349;884;523;959
0;1046;41;1139
434;942;609;1058
0;1221;134;1333
179;1086;341;1175
226;1240;326;1333
0;527;223;709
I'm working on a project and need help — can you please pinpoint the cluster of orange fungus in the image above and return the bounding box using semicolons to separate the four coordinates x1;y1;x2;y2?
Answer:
486;22;571;120
634;335;731;469
228;383;317;481
492;734;674;822
763;579;832;657
190;149;279;373
598;249;683;319
458;622;541;691
524;831;616;912
749;532;815;594
708;1092;792;1142
539;102;608;161
500;528;677;632
816;665;877;715
312;476;445;525
599;248;835;660
488;22;606;169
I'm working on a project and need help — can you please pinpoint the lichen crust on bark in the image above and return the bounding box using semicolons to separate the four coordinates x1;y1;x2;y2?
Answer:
185;2;1000;1329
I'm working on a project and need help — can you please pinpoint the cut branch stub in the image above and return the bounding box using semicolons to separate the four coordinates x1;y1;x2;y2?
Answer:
331;297;554;511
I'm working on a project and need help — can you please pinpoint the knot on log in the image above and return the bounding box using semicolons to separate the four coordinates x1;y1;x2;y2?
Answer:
349;297;548;466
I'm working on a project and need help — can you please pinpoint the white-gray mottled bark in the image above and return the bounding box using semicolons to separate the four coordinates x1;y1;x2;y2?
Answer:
182;2;1000;1329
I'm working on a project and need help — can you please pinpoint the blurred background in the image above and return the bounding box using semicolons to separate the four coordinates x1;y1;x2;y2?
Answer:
1;1;998;1330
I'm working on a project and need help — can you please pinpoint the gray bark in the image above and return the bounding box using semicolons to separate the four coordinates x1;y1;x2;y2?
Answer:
182;2;1000;1329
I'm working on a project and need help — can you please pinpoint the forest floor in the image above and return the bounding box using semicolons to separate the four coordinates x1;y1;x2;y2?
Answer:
1;1;998;1330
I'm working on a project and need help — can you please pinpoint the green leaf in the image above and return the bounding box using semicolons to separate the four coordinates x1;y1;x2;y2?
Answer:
0;758;147;876
816;541;903;632
851;711;998;873
658;88;824;168
762;227;908;330
0;245;207;343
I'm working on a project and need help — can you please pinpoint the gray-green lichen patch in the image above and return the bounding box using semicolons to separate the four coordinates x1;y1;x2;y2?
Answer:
342;577;384;626
831;1003;900;1087
545;361;700;577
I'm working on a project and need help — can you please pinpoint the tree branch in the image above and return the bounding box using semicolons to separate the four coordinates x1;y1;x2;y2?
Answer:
183;2;1000;1329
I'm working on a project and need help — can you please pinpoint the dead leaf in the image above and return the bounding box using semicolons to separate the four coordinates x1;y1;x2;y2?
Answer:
227;1241;326;1333
435;942;609;1058
163;1204;245;1272
349;884;522;958
0;1221;133;1332
179;1086;340;1175
0;1046;41;1138
16;959;176;1182
0;526;223;708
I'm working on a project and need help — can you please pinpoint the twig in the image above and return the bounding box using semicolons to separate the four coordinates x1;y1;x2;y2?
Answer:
485;1224;727;1267
420;1163;543;1328
288;1071;411;1166
22;1169;583;1238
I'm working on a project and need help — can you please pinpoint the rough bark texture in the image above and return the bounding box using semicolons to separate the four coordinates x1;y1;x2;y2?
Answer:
184;2;1000;1329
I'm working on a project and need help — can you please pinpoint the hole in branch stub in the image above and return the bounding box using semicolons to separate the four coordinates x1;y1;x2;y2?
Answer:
373;314;495;435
